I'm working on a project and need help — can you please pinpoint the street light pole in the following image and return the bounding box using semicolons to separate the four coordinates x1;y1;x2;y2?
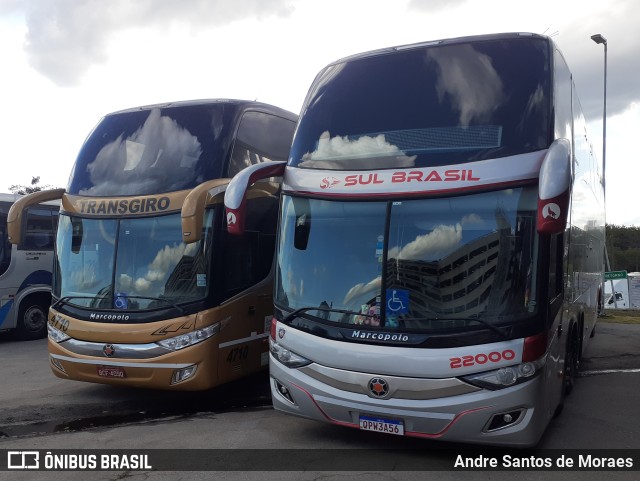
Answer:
591;33;612;310
591;33;607;192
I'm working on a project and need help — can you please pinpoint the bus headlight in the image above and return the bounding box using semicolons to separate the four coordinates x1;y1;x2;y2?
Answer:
156;324;219;351
48;324;70;343
462;357;546;390
269;338;311;368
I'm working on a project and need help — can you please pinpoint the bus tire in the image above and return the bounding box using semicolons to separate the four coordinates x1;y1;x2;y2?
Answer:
553;398;565;418
15;297;49;341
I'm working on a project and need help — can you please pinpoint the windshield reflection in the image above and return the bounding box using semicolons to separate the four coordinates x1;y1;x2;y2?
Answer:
275;188;538;330
80;109;203;196
427;44;506;126
54;212;213;310
289;37;550;170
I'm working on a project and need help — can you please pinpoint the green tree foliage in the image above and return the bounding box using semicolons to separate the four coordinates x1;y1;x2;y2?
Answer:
606;224;640;273
8;176;55;195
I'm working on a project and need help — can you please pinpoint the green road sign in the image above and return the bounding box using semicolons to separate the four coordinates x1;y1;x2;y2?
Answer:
605;271;627;280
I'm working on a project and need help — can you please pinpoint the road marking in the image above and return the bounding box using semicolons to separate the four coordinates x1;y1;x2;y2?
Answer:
579;368;640;376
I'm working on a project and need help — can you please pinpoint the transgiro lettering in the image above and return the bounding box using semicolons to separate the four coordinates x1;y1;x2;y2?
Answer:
78;197;171;215
351;331;409;342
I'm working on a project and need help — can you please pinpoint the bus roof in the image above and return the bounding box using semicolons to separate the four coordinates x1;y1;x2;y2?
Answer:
0;193;23;203
106;98;297;121
326;32;548;67
0;192;60;206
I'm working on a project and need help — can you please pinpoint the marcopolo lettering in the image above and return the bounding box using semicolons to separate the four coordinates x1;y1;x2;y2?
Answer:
78;197;171;215
351;330;410;342
90;313;131;321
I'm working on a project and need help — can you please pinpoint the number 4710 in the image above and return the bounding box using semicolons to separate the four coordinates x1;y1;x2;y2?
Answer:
226;346;249;363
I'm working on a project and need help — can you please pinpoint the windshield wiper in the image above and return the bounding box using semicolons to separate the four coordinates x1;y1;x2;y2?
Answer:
51;296;96;310
282;306;378;324
400;316;510;339
52;295;184;314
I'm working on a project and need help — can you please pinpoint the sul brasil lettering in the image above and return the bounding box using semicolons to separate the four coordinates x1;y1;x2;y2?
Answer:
77;197;171;215
335;169;480;188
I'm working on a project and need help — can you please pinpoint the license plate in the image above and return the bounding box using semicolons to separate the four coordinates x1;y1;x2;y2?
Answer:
359;415;404;435
97;365;126;378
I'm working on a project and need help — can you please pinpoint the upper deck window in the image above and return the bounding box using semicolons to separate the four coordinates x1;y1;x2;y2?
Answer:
228;111;296;177
290;37;551;170
67;103;236;196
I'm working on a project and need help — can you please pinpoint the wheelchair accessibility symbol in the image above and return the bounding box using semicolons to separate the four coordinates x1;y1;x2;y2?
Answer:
115;292;128;310
386;289;409;314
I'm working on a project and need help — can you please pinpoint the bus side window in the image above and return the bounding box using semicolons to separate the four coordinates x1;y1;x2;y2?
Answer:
0;222;10;276
22;208;55;250
222;195;278;299
548;233;563;300
227;111;296;178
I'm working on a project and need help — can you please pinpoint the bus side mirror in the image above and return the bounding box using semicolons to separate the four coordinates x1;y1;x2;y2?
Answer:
7;188;65;245
71;218;83;253
537;139;571;235
225;161;286;235
182;179;230;244
292;197;311;250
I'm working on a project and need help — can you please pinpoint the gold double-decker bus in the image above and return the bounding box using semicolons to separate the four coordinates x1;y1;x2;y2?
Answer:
8;99;297;390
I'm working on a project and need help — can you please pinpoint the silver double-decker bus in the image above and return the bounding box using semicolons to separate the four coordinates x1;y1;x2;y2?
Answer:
225;33;605;446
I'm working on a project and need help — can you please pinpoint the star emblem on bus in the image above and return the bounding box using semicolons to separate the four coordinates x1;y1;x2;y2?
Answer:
368;377;389;398
103;344;116;358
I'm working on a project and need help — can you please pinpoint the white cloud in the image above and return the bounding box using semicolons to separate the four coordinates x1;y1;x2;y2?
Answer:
119;242;199;295
1;0;639;227
427;45;505;126
343;276;381;305
81;108;203;195
461;214;483;225
299;131;416;169
10;0;295;86
389;223;463;261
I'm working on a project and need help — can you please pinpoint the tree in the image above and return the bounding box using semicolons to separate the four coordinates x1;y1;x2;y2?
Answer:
606;224;640;273
8;176;55;195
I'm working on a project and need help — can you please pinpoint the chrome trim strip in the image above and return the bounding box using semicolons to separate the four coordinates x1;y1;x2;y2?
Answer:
50;353;192;369
219;332;269;349
298;364;481;400
60;338;170;359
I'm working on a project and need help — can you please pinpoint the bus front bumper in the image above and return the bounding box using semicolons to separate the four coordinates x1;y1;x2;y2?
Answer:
48;337;218;391
269;355;555;447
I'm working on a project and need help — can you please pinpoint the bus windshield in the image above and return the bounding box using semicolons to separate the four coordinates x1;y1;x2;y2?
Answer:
54;211;214;311
275;187;538;330
290;37;550;170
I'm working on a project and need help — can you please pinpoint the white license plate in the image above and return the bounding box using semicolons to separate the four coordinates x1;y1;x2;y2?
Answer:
359;415;404;435
97;365;127;378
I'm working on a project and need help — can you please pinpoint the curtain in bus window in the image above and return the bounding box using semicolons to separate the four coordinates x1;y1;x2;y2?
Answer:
23;209;55;250
0;211;11;276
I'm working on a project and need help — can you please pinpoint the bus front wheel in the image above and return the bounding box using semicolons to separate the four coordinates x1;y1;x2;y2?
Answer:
15;299;49;340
